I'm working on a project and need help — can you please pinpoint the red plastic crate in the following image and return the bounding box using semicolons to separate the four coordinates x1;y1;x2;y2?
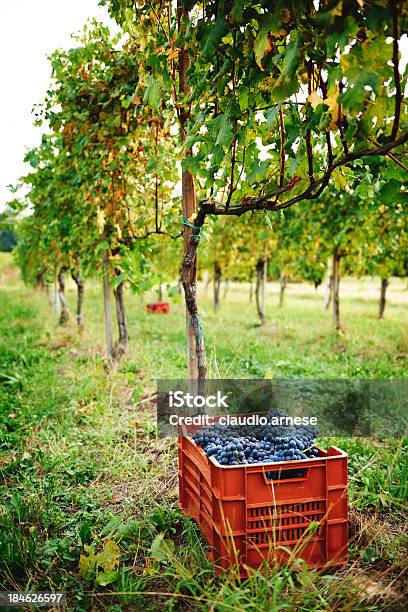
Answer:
178;429;348;576
146;302;170;314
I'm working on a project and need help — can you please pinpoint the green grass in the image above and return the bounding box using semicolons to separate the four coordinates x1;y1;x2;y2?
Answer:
0;263;407;610
60;273;407;381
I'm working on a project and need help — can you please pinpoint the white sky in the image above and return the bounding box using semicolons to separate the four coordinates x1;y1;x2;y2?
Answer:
0;0;115;211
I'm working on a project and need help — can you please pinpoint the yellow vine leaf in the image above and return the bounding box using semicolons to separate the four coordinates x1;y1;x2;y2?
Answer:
308;91;339;131
308;91;324;109
166;47;180;62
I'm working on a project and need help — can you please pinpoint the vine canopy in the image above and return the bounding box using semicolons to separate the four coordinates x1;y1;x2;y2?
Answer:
103;0;407;215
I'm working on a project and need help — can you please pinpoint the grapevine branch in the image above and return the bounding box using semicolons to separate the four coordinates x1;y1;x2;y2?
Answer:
279;107;286;189
226;42;237;210
305;65;314;185
110;227;182;256
391;10;402;141
337;82;349;157
180;131;407;379
200;133;408;216
320;75;334;165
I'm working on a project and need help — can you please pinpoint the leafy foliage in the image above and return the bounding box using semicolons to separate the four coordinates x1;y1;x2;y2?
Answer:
15;22;180;294
105;0;407;212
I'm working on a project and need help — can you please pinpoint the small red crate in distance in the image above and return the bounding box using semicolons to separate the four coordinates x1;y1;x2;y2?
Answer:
146;302;170;314
178;425;348;576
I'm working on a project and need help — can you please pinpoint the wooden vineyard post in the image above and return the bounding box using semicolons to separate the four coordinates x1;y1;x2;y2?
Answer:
102;250;113;362
177;1;205;383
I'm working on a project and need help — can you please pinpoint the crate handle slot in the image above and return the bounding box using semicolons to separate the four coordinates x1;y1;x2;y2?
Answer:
264;467;309;482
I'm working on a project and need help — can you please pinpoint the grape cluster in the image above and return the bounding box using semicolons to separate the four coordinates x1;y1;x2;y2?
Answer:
191;409;319;476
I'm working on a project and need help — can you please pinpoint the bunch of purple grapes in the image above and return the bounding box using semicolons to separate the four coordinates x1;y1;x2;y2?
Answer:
191;409;319;474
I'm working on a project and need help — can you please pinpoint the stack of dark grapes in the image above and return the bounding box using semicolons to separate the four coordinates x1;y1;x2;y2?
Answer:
191;409;319;479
